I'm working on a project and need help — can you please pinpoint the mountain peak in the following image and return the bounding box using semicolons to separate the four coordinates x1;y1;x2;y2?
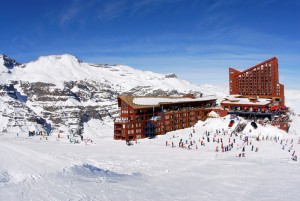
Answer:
35;54;82;64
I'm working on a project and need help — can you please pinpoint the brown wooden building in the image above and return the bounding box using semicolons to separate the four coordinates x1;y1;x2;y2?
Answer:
114;95;217;140
229;57;285;105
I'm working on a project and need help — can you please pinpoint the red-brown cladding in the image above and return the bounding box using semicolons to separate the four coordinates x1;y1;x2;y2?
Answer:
114;96;217;141
229;57;284;104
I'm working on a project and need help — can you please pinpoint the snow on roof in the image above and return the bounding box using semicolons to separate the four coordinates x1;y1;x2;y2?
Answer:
133;95;216;106
208;111;219;118
221;95;271;105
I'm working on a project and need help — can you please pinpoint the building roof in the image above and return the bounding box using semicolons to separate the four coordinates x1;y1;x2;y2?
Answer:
221;95;272;106
230;57;277;74
118;95;217;109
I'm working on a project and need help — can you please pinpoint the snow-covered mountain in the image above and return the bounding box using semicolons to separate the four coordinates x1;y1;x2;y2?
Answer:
0;54;226;136
1;53;299;137
1;53;300;201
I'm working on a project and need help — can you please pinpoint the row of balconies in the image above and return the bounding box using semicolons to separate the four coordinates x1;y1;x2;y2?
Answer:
239;72;273;76
238;88;273;92
114;116;209;139
237;84;275;88
238;87;273;91
114;115;201;133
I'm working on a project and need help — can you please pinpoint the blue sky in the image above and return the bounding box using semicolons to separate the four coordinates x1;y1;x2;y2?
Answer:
1;0;299;89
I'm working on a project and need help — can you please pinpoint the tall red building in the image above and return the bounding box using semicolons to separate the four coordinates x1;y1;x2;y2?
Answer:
229;57;284;105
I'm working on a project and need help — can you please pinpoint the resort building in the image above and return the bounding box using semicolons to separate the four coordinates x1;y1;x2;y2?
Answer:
229;57;284;105
221;57;289;131
114;95;217;140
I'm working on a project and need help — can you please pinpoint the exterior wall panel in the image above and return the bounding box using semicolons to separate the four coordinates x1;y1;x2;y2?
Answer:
229;57;284;104
114;96;218;140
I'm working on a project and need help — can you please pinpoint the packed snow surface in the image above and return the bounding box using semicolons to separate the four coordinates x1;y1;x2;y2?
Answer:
1;113;300;201
133;95;216;106
222;95;271;105
1;53;300;200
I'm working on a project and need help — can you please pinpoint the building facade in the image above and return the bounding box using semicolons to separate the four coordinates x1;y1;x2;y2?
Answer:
229;57;284;105
222;58;289;132
114;95;217;140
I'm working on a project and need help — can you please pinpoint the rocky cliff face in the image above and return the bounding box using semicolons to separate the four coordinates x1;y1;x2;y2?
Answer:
0;54;206;136
0;54;20;69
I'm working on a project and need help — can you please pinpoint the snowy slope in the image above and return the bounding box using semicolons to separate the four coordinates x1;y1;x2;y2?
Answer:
1;53;300;201
2;54;202;93
1;114;300;201
0;54;223;136
285;90;300;115
0;53;300;136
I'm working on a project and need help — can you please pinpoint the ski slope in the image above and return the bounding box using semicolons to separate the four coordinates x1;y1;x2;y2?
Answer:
1;113;300;201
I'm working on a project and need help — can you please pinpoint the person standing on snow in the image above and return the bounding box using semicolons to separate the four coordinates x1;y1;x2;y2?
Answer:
215;146;219;152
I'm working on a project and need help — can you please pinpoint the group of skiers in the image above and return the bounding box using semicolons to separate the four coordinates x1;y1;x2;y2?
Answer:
165;126;254;154
28;130;46;137
163;125;272;160
280;138;298;161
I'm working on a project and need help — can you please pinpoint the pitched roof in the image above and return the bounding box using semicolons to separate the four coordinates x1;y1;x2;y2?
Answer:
230;57;277;74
